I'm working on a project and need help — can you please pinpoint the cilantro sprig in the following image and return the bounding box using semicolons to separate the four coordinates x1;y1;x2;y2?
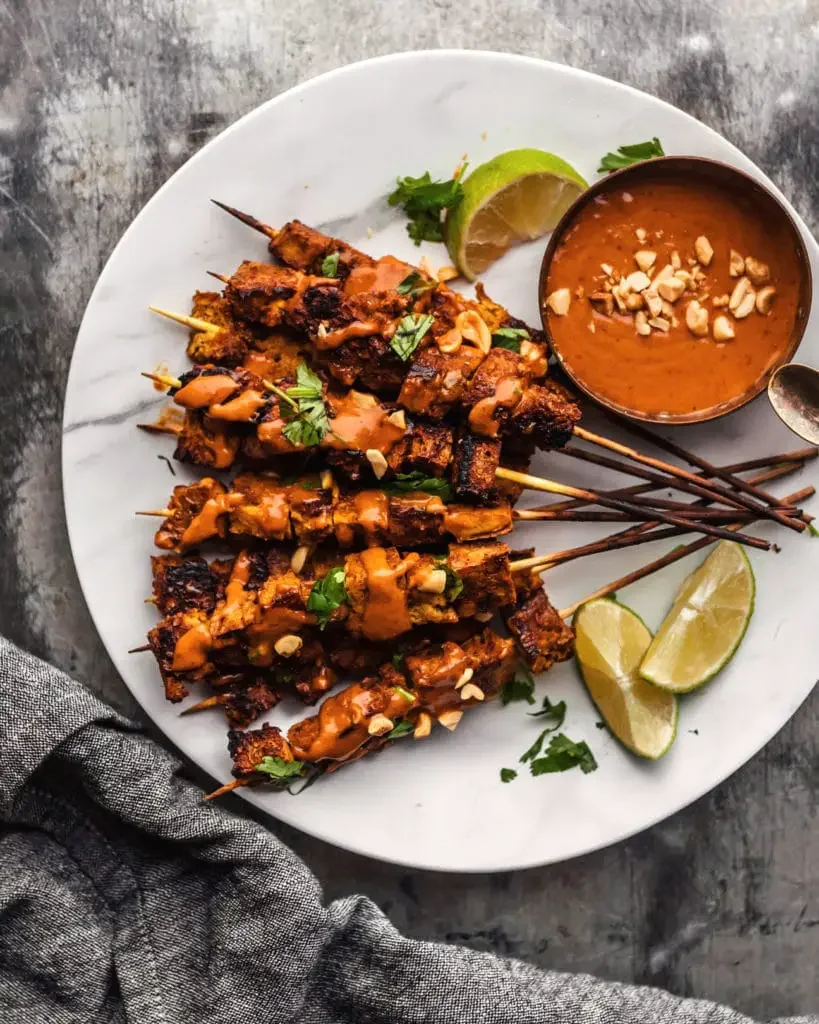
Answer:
388;164;468;244
500;666;536;706
267;363;331;448
306;566;347;629
500;768;518;783
254;757;305;781
598;137;665;173
528;695;567;726
383;471;454;503
386;719;415;740
390;313;434;361
492;326;530;353
321;251;340;277
435;558;464;602
396;271;437;299
529;734;598;775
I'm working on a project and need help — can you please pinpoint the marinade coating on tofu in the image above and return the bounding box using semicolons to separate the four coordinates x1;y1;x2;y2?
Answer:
228;722;294;777
504;588;576;674
147;610;212;702
173;410;241;470
150;553;225;615
451;431;502;504
447;541;517;617
154;477;229;550
188;291;250;366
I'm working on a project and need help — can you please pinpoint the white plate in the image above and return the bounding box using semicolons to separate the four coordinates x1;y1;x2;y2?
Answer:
63;50;819;872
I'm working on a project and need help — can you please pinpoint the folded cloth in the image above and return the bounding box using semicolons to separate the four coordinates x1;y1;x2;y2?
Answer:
0;637;811;1024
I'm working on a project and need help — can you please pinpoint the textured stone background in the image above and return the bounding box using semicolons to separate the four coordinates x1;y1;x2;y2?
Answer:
1;1;818;1016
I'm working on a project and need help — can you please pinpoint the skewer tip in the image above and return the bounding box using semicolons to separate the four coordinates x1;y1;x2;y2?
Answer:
210;199;278;241
127;644;151;654
207;270;231;285
135;509;173;517
149;306;222;336
203;777;248;801
141;371;182;390
180;695;228;716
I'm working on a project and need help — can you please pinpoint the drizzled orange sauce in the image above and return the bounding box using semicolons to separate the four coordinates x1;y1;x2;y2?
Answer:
354;491;389;545
359;548;416;641
179;493;243;549
289;683;410;762
343;255;412;296
243;350;281;379
174;374;237;408
208;389;267;422
246;607;311;665
326;391;405;452
316;321;380;351
468;377;523;437
172;622;212;672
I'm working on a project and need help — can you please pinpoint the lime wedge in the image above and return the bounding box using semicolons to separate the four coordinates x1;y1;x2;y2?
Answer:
574;598;678;759
445;149;587;280
639;541;755;693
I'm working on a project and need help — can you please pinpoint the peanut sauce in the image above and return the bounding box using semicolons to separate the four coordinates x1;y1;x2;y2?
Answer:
545;178;802;417
174;374;238;409
208;389;267;422
353;491;389;545
325;391;405;453
180;493;244;548
316;320;381;351
172;622;212;672
405;642;472;716
343;255;412;297
243;350;281;379
289;683;409;762
359;548;416;641
203;426;240;469
256;415;292;453
246;607;312;665
467;377;523;437
251;492;291;538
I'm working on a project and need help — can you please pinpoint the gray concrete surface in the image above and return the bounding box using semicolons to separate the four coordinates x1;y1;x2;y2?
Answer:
1;1;817;1016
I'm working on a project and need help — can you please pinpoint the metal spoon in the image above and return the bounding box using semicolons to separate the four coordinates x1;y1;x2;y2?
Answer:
768;363;819;445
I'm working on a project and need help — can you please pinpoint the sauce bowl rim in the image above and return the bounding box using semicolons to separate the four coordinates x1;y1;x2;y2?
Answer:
537;154;814;425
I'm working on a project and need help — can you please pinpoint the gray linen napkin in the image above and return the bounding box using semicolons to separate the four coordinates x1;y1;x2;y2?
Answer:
0;636;813;1024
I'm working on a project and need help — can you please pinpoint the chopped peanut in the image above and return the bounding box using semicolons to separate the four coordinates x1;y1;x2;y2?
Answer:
657;276;686;303
648;316;671;332
643;289;663;317
756;285;776;315
685;300;709;337
625;270;652;293
728;277;752;312
694;235;714;266
733;292;756;319
712;315;735;341
546;288;571;316
745;256;770;287
729;250;745;277
634;250;657;272
635;311;651;336
366;449;389;479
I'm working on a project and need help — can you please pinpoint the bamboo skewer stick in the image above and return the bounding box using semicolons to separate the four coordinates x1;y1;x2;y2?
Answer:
495;468;770;550
558;446;798;513
528;449;815;516
137;421;183;437
610;416;816;514
203;778;248;801
211;199;279;241
142;371;182;389
149;306;222;335
573;425;805;533
180;694;231;716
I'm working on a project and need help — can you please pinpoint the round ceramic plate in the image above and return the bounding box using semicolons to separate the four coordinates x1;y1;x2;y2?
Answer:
63;51;819;872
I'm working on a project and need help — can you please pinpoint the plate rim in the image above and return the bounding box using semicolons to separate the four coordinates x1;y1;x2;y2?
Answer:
62;48;818;872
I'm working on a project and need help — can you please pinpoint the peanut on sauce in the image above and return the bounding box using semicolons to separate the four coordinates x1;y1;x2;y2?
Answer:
544;176;803;419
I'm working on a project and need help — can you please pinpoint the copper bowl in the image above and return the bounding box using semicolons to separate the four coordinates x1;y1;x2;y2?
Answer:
538;156;813;424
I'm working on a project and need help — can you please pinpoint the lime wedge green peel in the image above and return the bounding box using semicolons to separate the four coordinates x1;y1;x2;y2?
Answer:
574;598;678;760
445;148;587;280
639;541;755;694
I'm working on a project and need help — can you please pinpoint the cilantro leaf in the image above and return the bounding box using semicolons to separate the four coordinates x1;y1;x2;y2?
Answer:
306;566;347;629
396;271;437;298
435;557;463;602
388;165;467;245
492;326;530;353
393;685;416;704
391;648;406;670
390;313;435;361
528;696;567;728
383;471;454;503
500;666;536;705
274;362;331;449
254;756;305;780
529;733;598;776
321;251;340;277
598;137;665;173
500;768;517;783
386;719;415;740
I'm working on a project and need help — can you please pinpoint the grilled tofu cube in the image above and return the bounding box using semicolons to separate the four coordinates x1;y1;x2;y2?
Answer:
151;554;224;615
188;291;249;366
399;345;485;419
442;503;514;542
504;588;575;673
154;477;228;550
228;722;294;777
174;410;241;470
448;541;516;616
451;431;502;504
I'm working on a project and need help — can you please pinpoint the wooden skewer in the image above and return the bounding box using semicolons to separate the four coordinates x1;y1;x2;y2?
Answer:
180;694;230;716
207;271;231;284
136;509;173;517
496;467;770;550
606;417;816;518
558;445;798;513
556;483;812;620
142;371;182;389
128;644;151;654
203;778;248;801
529;450;815;516
137;421;183;437
573;425;805;533
211;199;279;241
149;306;222;335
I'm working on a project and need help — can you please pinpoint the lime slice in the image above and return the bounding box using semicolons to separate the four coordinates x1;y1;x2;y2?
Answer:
446;149;587;280
574;598;677;760
640;541;755;693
